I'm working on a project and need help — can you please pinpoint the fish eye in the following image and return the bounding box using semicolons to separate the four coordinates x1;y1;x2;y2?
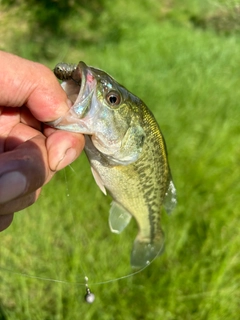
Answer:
106;91;121;107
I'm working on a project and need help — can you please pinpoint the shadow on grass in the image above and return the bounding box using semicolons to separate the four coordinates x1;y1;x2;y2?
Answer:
0;303;7;320
3;0;123;60
190;5;240;35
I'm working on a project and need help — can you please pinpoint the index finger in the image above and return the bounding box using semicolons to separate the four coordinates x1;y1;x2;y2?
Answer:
0;51;70;122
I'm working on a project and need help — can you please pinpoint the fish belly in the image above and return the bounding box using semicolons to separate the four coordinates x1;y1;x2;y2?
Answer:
90;156;165;269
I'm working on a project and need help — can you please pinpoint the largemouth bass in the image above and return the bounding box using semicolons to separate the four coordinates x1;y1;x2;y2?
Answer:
49;61;177;268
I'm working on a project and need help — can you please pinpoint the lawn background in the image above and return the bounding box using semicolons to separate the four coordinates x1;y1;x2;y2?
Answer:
0;0;240;319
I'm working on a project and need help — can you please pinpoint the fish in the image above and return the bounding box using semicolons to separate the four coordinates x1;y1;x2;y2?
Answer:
48;61;177;268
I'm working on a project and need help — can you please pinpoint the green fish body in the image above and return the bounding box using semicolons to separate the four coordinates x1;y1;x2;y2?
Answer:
49;62;176;268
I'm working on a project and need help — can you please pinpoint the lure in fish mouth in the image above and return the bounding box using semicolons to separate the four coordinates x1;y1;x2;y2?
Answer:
48;61;177;269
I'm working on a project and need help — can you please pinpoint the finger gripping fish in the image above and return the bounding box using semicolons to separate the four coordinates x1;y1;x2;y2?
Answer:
50;61;177;268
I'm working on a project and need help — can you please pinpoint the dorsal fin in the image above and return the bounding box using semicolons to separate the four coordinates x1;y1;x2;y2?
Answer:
163;180;177;214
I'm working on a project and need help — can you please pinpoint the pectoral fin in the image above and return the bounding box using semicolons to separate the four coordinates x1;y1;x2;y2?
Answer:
103;124;145;165
116;124;145;164
109;201;132;234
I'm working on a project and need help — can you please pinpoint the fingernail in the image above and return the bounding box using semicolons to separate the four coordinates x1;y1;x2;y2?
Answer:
56;148;77;171
0;172;27;204
45;100;73;127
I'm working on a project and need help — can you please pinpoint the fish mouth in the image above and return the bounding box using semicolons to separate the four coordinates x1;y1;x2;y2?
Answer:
70;61;95;118
47;61;96;131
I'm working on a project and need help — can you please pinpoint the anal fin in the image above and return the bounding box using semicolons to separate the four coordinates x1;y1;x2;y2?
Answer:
163;180;177;214
109;201;132;234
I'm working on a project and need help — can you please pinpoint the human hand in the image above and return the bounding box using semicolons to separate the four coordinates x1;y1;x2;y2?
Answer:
0;51;85;231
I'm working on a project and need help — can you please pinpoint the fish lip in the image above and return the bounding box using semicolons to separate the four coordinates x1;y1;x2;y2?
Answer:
71;61;96;118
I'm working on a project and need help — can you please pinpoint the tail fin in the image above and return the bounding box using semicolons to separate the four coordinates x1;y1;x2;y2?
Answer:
130;234;164;269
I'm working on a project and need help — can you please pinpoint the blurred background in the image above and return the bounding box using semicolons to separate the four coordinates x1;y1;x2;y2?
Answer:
0;0;240;319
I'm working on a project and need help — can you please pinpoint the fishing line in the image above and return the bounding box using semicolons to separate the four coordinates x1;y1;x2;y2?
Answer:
0;165;161;303
63;167;93;302
60;166;158;300
0;251;155;291
0;258;151;286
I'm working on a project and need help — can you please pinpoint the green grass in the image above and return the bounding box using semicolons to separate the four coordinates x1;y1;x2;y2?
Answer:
1;1;240;319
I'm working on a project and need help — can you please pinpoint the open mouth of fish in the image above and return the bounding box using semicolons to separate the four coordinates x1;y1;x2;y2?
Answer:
47;62;96;131
65;62;96;117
